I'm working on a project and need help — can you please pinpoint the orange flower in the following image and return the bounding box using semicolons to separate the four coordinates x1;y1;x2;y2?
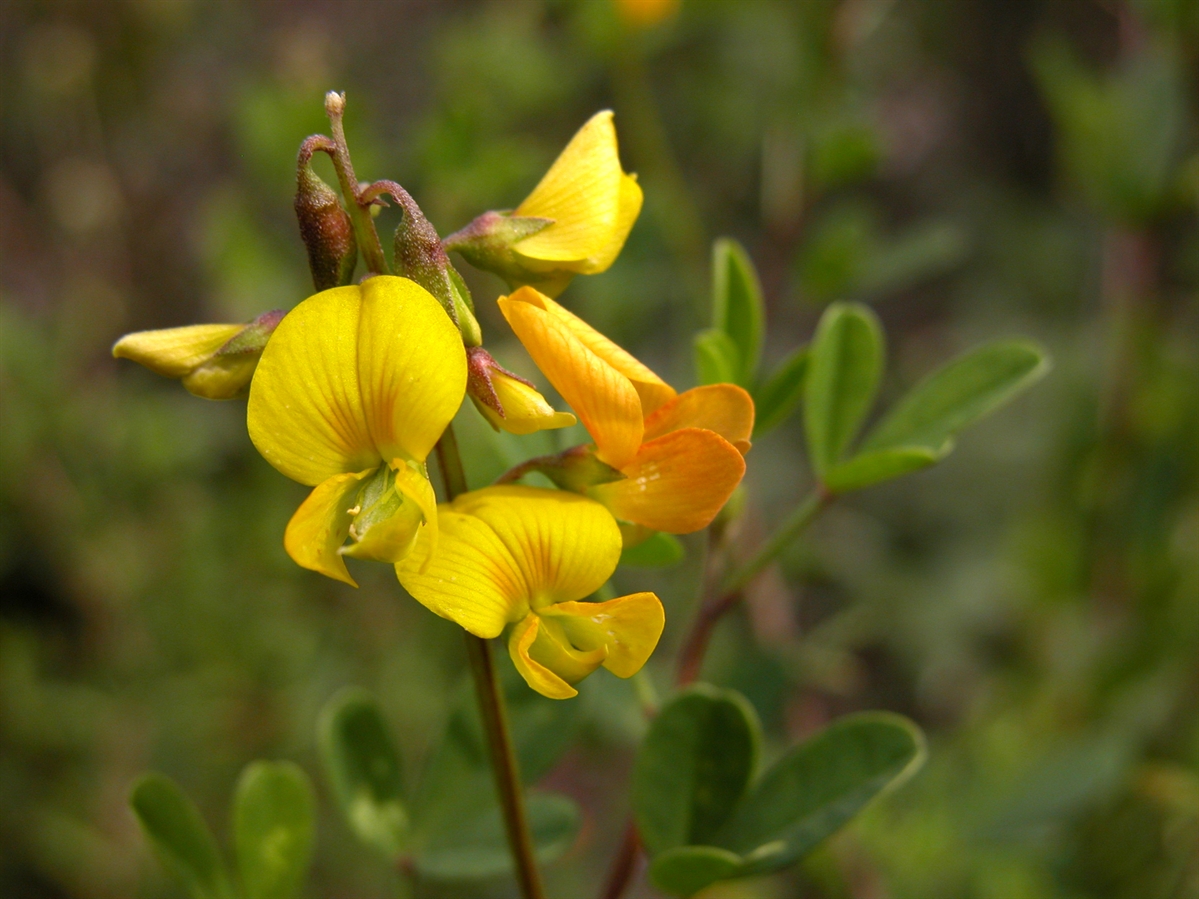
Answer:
498;287;752;535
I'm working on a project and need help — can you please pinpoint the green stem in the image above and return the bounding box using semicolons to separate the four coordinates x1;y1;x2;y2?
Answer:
721;488;829;595
323;92;389;276
434;424;545;899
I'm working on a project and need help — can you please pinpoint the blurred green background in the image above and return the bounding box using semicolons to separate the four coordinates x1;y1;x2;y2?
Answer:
1;0;1196;897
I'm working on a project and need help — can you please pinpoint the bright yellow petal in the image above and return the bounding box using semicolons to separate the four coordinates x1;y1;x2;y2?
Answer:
113;323;243;378
479;372;577;436
513;111;623;263
643;384;755;454
392;461;438;571
396;507;528;638
524;290;675;415
573;173;643;275
590;427;746;533
508;614;578;700
499;290;644;469
180;353;260;400
547;591;664;678
248;287;378;486
284;469;373;586
356;276;467;464
450;486;622;607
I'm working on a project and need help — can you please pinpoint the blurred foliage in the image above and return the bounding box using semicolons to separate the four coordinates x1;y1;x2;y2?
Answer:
0;0;1195;898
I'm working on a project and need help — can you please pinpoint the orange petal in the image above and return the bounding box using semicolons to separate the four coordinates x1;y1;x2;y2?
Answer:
546;592;664;678
504;287;675;416
499;290;644;469
643;384;755;454
589;427;746;533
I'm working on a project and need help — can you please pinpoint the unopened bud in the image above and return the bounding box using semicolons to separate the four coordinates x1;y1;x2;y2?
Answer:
499;445;625;494
467;346;576;435
295;139;357;291
324;91;345;118
442;211;567;296
113;309;284;400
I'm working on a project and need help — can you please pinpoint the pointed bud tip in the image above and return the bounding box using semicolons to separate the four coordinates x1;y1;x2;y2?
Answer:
324;91;345;117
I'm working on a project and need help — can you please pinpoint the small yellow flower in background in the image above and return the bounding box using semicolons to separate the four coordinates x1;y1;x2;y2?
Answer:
614;0;681;29
397;485;664;699
466;345;576;435
444;111;643;297
499;287;753;536
247;276;467;586
112;310;284;400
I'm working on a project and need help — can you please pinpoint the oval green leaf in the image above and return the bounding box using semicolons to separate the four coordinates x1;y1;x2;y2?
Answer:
232;761;316;899
804;302;884;477
415;792;580;881
620;531;685;567
752;345;808;437
711;238;765;386
632;684;761;857
715;712;926;875
317;687;408;858
693;328;740;386
822;445;946;494
862;339;1049;453
129;773;234;899
649;845;745;897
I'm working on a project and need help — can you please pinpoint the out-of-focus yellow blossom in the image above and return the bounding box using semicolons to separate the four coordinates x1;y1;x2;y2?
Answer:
397;486;664;699
247;276;467;586
614;0;680;29
499;287;753;536
444;111;642;297
112;310;284;400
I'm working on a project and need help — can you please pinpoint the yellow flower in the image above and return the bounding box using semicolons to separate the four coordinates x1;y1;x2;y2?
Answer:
466;346;576;435
499;287;753;535
112;311;284;400
444;112;643;297
397;485;664;699
247;276;467;586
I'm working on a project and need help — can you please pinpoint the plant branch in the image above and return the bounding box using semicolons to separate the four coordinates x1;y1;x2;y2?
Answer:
433;424;545;899
323;91;389;275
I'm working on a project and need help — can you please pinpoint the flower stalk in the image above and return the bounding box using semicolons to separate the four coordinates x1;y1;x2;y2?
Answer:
323;91;389;275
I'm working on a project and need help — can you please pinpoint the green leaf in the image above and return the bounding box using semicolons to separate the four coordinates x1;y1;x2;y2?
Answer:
716;712;926;875
129;773;234;899
711;238;765;385
752;345;808;437
232;762;316;899
822;445;947;494
693;328;739;386
317;687;408;858
414;792;580;881
803;302;884;477
632;684;761;857
620;531;685;567
862;340;1050;453
649;845;745;897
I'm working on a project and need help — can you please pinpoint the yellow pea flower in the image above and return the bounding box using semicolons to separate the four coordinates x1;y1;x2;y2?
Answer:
444;111;643;297
498;287;753;535
113;311;284;400
466;346;576;435
397;485;664;699
247;276;467;586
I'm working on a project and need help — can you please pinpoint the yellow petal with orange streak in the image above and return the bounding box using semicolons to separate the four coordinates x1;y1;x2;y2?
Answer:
499;291;644;469
284;469;373;587
546;591;664;678
590;427;746;533
643;384;755;454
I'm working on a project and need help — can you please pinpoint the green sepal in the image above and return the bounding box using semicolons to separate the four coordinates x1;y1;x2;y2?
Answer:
317;688;409;858
232;761;316;899
129;773;235;899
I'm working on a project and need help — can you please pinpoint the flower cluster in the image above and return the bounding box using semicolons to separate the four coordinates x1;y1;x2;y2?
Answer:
113;106;751;699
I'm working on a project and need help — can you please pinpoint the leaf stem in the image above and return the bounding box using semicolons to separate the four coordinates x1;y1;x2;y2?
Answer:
433;424;545;899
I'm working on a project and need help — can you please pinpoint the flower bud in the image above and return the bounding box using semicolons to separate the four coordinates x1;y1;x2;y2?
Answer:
500;444;625;494
295;139;357;291
466;346;576;435
443;111;642;298
113;310;284;400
